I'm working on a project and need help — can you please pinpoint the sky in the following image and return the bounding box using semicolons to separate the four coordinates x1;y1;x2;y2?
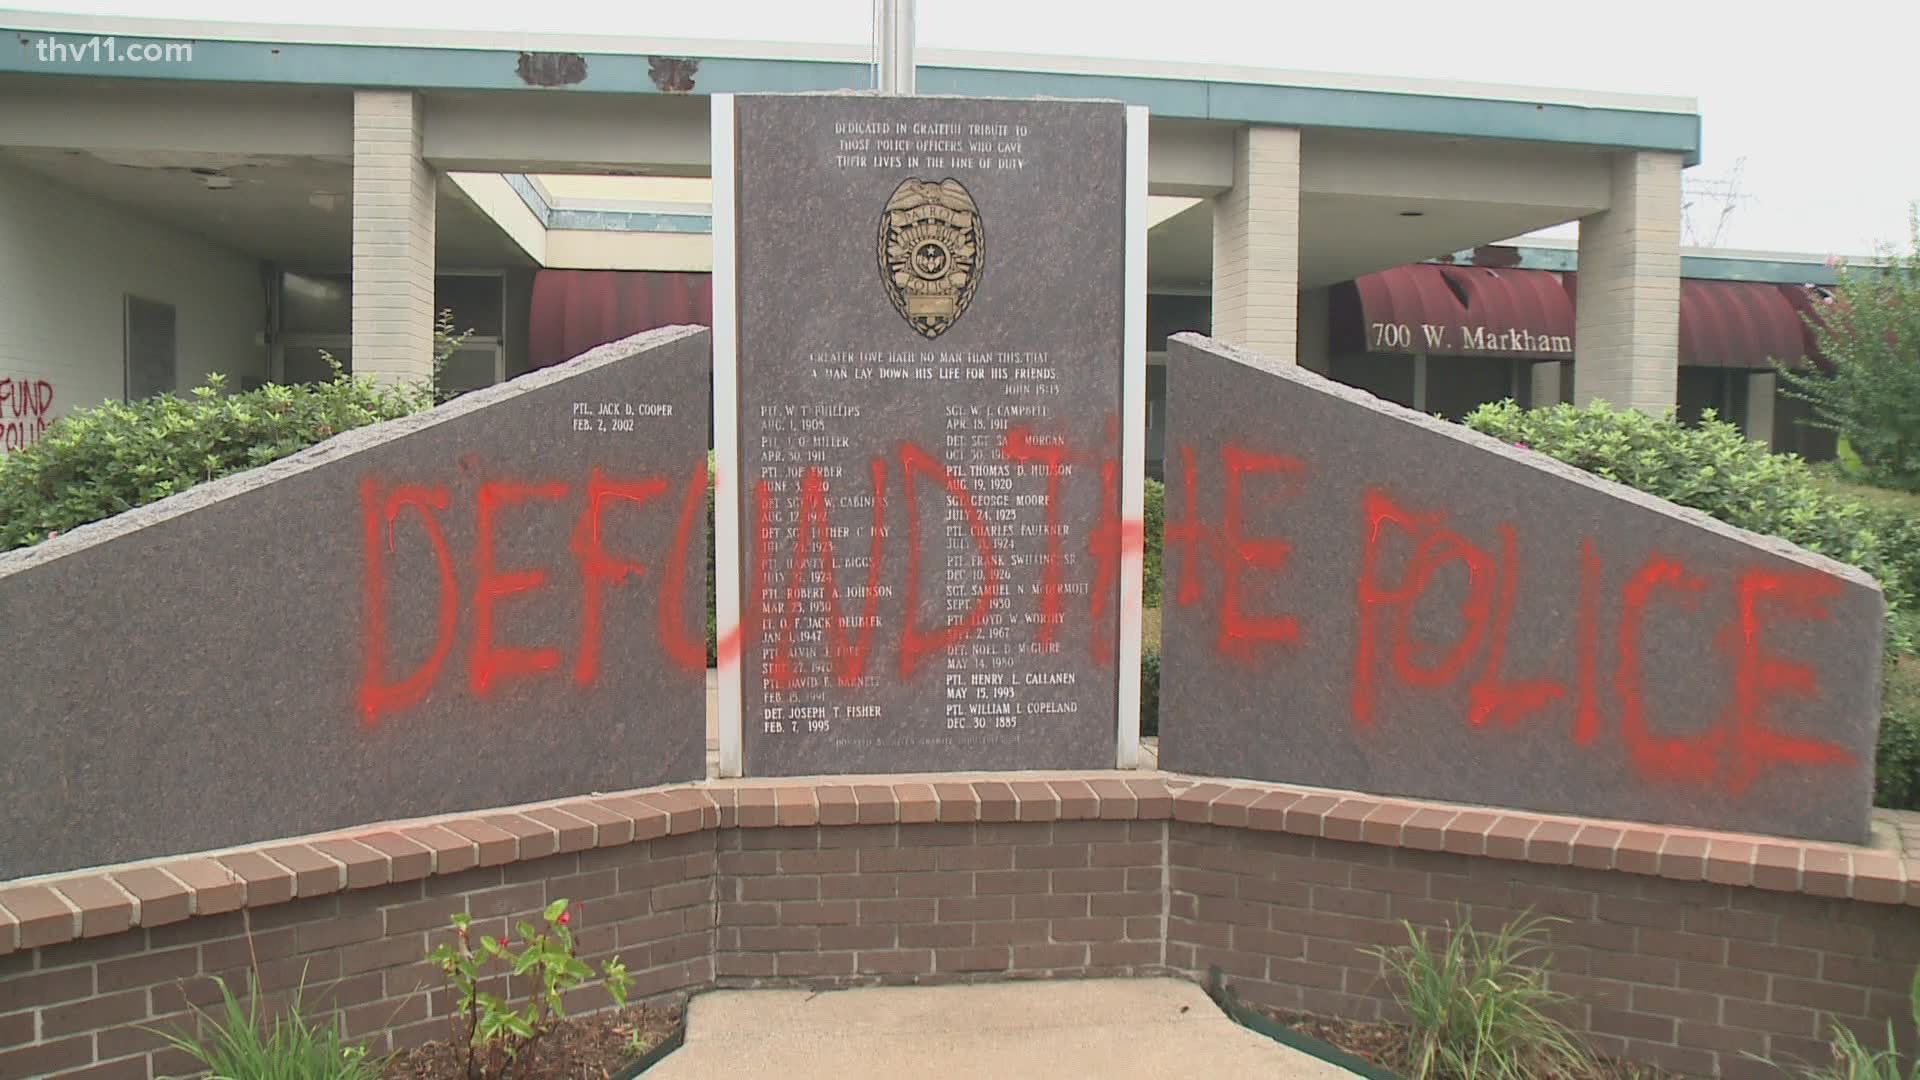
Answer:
14;0;1919;257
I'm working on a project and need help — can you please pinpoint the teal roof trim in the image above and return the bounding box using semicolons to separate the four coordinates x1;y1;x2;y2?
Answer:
0;30;1702;164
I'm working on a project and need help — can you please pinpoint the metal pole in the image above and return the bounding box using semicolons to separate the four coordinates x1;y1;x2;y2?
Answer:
875;0;915;94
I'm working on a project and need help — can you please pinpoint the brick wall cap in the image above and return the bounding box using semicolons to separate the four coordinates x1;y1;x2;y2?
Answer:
1;772;1913;956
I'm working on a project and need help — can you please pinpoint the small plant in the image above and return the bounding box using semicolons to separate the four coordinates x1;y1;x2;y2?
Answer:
1799;965;1920;1079
1365;909;1592;1080
426;898;632;1080
153;970;380;1080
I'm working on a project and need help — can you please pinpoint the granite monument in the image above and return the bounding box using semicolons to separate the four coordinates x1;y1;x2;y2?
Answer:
0;327;711;878
721;94;1136;775
1158;334;1884;844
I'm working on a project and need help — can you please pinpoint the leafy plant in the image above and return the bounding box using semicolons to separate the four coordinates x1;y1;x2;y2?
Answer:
153;970;381;1080
0;370;426;552
426;899;631;1080
1365;909;1592;1080
1778;213;1920;492
1798;965;1919;1079
1143;475;1164;609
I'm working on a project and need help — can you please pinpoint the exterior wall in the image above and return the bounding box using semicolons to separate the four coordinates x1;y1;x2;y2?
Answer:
0;160;266;446
1210;125;1300;361
1573;151;1683;412
351;90;436;386
2;778;1914;1080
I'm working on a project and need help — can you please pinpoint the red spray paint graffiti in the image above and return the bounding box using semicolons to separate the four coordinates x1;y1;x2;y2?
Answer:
0;378;54;451
354;432;1147;722
1163;445;1856;795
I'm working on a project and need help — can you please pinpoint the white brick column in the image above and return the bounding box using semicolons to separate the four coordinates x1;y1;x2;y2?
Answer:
1211;126;1300;362
1573;151;1681;412
1530;361;1564;407
352;90;435;386
1747;371;1777;447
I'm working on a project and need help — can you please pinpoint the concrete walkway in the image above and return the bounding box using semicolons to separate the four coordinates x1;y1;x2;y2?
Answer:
646;977;1359;1079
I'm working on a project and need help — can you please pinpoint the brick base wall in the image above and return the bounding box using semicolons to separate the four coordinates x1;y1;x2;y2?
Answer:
2;776;1915;1079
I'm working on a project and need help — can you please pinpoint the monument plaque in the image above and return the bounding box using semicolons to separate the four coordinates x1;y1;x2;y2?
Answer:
716;94;1145;776
1158;334;1885;844
0;328;711;878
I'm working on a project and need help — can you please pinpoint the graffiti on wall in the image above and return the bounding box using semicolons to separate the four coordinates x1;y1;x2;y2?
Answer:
0;378;54;451
354;426;1146;725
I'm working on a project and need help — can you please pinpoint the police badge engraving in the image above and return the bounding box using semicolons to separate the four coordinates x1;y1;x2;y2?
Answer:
877;177;983;339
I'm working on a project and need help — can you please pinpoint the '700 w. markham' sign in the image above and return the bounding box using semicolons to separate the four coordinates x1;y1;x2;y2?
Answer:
1369;320;1572;359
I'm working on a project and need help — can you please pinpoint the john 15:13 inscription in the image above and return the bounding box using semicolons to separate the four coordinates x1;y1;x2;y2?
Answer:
724;94;1131;776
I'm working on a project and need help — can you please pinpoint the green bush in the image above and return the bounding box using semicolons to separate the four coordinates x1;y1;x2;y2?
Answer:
0;372;426;552
1143;476;1164;609
1366;909;1592;1080
1466;399;1920;808
1140;646;1160;738
1778;214;1920;493
153;971;382;1080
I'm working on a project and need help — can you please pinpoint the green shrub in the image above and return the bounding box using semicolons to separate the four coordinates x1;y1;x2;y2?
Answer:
1466;400;1906;612
153;970;382;1080
1878;659;1920;812
0;372;427;552
1366;909;1592;1080
1143;476;1164;609
1778;214;1920;493
1140;646;1160;738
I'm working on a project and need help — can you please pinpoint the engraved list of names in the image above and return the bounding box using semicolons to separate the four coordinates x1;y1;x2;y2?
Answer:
729;95;1127;776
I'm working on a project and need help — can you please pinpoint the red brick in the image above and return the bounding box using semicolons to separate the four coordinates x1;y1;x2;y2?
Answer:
1524;820;1579;864
0;884;75;948
0;963;92;1012
1316;799;1380;845
637;789;711;834
1849;851;1906;904
1565;824;1622;870
1614;829;1665;875
896;783;940;823
975;869;1048;895
1125;778;1173;819
1398;808;1457;851
782;848;858;875
1007;780;1059;822
851;784;898;825
1085;778;1138;821
42;985;148;1037
54;875;135;938
167;859;245;915
734;786;778;828
1750;843;1802;891
1171;782;1231;823
932;782;980;823
562;799;635;847
1723;998;1819;1038
1013;943;1087;969
0;1036;91;1077
480;813;561;861
1699;838;1757;887
1656;833;1710;882
774;786;819;828
1048;779;1099;820
936;946;1010;972
1481;815;1537;860
1728;939;1818;978
308;838;393;887
1801;846;1851;898
600;795;672;841
1439;810;1497;855
964;781;1014;823
858;949;932;974
811;785;858;827
1358;801;1421;847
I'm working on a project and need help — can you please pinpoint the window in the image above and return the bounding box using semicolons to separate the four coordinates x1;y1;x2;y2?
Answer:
124;295;176;400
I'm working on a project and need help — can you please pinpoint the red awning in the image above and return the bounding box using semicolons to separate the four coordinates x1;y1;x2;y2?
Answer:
1565;273;1817;370
1348;264;1574;359
527;270;713;370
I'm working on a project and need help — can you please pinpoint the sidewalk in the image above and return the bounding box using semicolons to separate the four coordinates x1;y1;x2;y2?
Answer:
646;977;1359;1079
